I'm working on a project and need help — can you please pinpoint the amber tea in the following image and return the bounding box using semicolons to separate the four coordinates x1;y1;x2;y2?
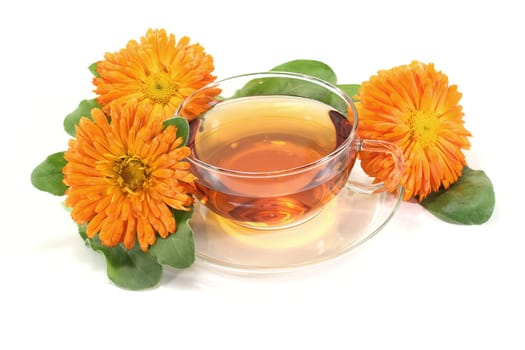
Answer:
188;95;356;228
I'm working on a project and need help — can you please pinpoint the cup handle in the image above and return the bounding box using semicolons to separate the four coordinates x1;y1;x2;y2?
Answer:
346;139;405;195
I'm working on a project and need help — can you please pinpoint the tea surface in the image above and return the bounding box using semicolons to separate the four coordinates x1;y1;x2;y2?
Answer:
189;95;354;228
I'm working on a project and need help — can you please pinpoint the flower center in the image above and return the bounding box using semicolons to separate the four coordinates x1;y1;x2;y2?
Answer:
142;72;178;104
408;110;440;148
114;155;150;194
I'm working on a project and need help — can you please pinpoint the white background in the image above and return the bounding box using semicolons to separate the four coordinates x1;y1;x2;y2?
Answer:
1;0;523;349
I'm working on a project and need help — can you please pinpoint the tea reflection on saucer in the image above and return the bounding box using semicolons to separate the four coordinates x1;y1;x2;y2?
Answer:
190;186;402;271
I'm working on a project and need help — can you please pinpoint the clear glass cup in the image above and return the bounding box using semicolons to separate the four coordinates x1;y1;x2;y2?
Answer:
176;72;404;230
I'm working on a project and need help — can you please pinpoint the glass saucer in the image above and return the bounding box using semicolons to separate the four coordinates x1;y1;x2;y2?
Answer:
190;180;404;273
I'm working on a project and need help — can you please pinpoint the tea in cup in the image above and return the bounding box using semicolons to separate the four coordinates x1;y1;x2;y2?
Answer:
177;72;403;229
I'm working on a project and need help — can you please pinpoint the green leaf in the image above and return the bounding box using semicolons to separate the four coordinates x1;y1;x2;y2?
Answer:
421;166;495;225
78;224;88;241
337;84;361;102
105;245;162;290
31;152;67;195
88;62;99;77
323;84;362;116
79;225;163;290
64;99;101;137
148;208;195;268
233;74;328;101
163;116;190;146
270;59;337;84
233;60;340;111
76;208;195;289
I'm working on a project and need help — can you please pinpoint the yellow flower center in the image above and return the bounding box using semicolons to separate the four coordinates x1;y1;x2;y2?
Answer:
408;110;440;148
114;155;150;194
142;72;178;104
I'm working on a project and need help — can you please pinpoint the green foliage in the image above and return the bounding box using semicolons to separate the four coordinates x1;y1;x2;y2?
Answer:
163;116;190;146
233;59;360;115
148;209;195;268
421;167;495;225
234;73;331;103
31;152;67;196
88;62;99;77
232;60;332;111
78;208;195;290
63;99;101;137
104;244;163;290
271;59;337;83
336;84;361;102
79;226;163;290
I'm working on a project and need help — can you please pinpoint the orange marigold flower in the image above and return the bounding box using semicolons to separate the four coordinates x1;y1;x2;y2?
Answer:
63;102;196;251
93;28;217;121
356;61;471;201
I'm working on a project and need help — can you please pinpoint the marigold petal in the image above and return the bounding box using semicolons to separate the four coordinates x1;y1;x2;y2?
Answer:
86;212;105;238
123;216;137;250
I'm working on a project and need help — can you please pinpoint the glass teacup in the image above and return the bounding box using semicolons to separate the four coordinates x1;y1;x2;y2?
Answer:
176;72;403;230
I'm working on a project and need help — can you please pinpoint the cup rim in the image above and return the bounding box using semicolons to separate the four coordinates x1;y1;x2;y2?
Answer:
178;71;359;178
